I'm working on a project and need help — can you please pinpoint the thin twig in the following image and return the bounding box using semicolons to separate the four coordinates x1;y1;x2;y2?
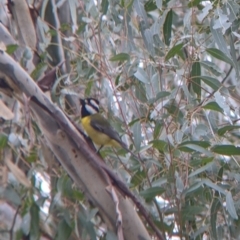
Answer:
9;205;20;240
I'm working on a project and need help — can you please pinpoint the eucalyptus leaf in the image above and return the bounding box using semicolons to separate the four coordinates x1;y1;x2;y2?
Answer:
203;102;224;113
156;0;162;9
132;121;142;151
0;134;8;149
197;3;212;22
188;0;203;7
110;53;130;62
101;0;109;15
218;125;240;136
2;187;21;206
213;8;231;33
134;68;149;84
140;187;165;202
211;145;240;156
6;44;18;54
55;219;72;240
30;202;40;240
206;48;233;66
144;0;157;12
134;0;148;25
188;162;214;178
200;61;222;76
163;9;173;46
214;91;230;116
226;191;238;219
21;213;31;235
210;198;221;239
191;62;201;99
201;76;221;90
165;43;184;61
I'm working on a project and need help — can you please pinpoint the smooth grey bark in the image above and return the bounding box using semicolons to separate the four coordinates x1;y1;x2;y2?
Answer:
0;51;153;240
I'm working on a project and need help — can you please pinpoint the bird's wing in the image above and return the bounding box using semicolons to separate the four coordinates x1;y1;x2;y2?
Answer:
90;114;125;147
90;115;140;161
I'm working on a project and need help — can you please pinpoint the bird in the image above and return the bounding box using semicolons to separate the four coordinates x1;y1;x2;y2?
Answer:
80;98;127;150
80;98;139;160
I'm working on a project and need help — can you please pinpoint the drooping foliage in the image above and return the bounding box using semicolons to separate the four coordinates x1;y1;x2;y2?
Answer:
1;0;240;239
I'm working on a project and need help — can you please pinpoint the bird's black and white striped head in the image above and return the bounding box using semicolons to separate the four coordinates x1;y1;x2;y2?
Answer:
80;98;100;117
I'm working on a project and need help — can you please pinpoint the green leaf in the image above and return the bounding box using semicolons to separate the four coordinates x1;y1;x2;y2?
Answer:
163;9;173;46
188;162;214;178
191;62;201;99
55;219;73;240
109;53;130;62
203;179;226;194
149;91;170;104
135;82;148;102
101;0;109;14
134;0;148;23
60;23;71;32
144;0;157;12
203;102;223;113
176;176;184;192
210;198;221;239
153;121;163;139
165;43;184;61
134;68;149;84
178;141;212;157
6;44;18;54
22;213;31;235
184;182;203;195
206;48;234;66
188;0;203;7
182;205;206;221
31;62;47;80
30;202;40;240
210;20;230;60
211;145;240;156
78;212;98;240
178;143;212;156
85;80;93;96
48;29;57;37
131;170;146;187
0;134;8;149
178;141;211;149
164;101;184;124
191;226;209;239
76;22;87;34
2;187;21;206
57;175;74;198
140;187;165;202
201;76;221;91
115;74;120;86
156;91;170;100
218;125;240;136
200;61;221;76
132;121;142;151
226;191;238;219
151;140;167;152
229;31;239;79
26;150;37;163
126;0;134;8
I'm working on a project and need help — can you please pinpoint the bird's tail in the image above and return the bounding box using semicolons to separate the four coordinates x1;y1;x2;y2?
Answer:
119;141;141;162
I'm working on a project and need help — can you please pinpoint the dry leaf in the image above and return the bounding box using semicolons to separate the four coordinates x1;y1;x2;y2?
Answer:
5;158;31;188
0;100;14;120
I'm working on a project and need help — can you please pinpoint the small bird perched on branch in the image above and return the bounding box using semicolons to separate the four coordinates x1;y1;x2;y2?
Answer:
80;98;128;150
80;98;140;160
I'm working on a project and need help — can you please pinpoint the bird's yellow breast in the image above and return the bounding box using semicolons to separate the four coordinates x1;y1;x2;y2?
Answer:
81;116;120;147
